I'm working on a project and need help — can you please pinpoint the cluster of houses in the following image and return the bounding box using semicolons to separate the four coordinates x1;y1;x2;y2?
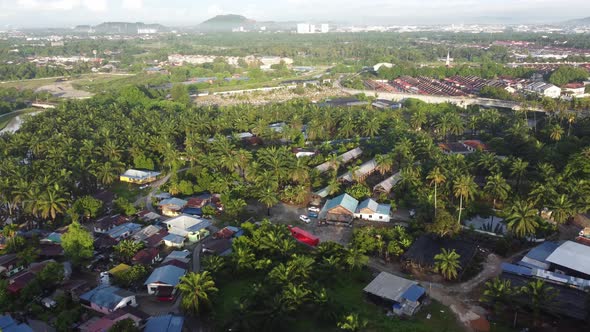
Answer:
317;193;392;226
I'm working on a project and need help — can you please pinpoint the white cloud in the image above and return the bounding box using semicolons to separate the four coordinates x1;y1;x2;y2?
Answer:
17;0;80;11
122;0;143;10
207;5;225;17
82;0;107;12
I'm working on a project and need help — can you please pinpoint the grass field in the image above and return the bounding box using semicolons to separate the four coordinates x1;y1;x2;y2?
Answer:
0;73;137;92
212;270;467;332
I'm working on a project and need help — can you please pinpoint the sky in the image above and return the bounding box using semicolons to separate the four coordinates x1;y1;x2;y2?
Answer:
1;0;589;28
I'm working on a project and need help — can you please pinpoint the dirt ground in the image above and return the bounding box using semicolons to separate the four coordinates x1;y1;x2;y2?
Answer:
195;86;347;107
35;81;93;99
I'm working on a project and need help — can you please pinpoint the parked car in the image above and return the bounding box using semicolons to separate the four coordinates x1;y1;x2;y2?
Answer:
139;184;150;190
40;297;57;309
308;212;319;218
299;215;311;224
308;206;320;213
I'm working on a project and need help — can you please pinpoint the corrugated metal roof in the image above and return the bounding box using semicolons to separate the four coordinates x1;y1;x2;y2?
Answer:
546;241;590;276
79;285;134;310
401;284;425;302
145;315;184;332
363;272;417;303
321;193;359;217
144;265;186;287
501;263;532;276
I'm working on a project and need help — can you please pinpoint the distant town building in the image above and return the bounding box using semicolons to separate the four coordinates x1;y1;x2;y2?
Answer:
296;23;330;34
525;82;562;98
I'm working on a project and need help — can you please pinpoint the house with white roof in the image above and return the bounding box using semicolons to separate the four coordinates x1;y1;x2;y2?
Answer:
119;169;161;184
355;198;391;222
164;215;211;243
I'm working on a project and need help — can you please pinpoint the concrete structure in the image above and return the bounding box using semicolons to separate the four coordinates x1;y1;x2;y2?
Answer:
297;23;330;34
79;285;137;314
163;234;185;248
355;198;391;222
119;169;161;184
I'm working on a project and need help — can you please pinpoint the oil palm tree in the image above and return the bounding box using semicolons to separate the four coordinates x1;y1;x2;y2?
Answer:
178;271;219;315
257;186;279;216
36;184;70;221
114;239;144;263
202;255;226;274
549;194;574;224
505;199;539;238
453;175;477;224
337;313;367;331
520;280;558;326
510;158;529;192
433;248;461;280
427;167;446;215
480;278;515;314
549;123;564;142
345;248;368;271
374;154;393;175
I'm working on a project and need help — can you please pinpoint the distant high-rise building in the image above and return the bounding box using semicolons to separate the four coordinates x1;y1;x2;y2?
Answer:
297;23;311;34
297;23;329;34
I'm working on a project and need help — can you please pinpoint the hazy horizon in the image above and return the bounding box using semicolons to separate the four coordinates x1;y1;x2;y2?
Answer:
1;0;589;28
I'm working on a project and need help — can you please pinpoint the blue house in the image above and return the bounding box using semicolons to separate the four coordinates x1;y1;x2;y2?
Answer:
318;193;359;224
0;315;33;332
145;314;184;332
363;272;426;316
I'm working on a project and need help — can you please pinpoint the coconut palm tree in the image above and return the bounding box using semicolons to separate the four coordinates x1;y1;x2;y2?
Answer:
257;186;279;216
505;200;539;238
484;173;510;210
453;175;477;224
178;271;219;315
480;278;515;314
427;167;446;215
433;248;461;280
337;313;367;331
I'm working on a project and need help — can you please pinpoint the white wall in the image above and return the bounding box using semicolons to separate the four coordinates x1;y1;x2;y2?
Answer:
355;213;391;222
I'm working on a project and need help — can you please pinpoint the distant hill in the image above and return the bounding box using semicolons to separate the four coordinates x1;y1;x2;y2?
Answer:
199;14;256;31
562;17;590;26
91;22;168;34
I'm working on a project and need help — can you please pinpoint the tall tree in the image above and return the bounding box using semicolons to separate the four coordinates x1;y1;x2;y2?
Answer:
453;175;477;224
520;280;558;326
484;173;510;210
427;167;446;215
61;222;93;266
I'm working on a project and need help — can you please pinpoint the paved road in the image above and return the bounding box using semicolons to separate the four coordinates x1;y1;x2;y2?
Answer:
136;167;189;212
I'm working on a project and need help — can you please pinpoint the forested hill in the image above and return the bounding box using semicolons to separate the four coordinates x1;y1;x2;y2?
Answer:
199;15;255;31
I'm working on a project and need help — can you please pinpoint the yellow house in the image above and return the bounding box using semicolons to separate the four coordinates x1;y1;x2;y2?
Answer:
119;169;161;184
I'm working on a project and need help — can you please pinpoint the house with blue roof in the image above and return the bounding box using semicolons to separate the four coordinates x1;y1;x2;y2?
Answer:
0;315;33;332
318;193;359;225
519;241;560;270
363;272;426;316
79;285;137;314
144;264;186;295
355;198;391;222
144;314;184;332
163;234;186;248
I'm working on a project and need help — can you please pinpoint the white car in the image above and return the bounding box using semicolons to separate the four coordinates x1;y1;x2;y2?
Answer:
299;215;311;224
308;206;320;213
